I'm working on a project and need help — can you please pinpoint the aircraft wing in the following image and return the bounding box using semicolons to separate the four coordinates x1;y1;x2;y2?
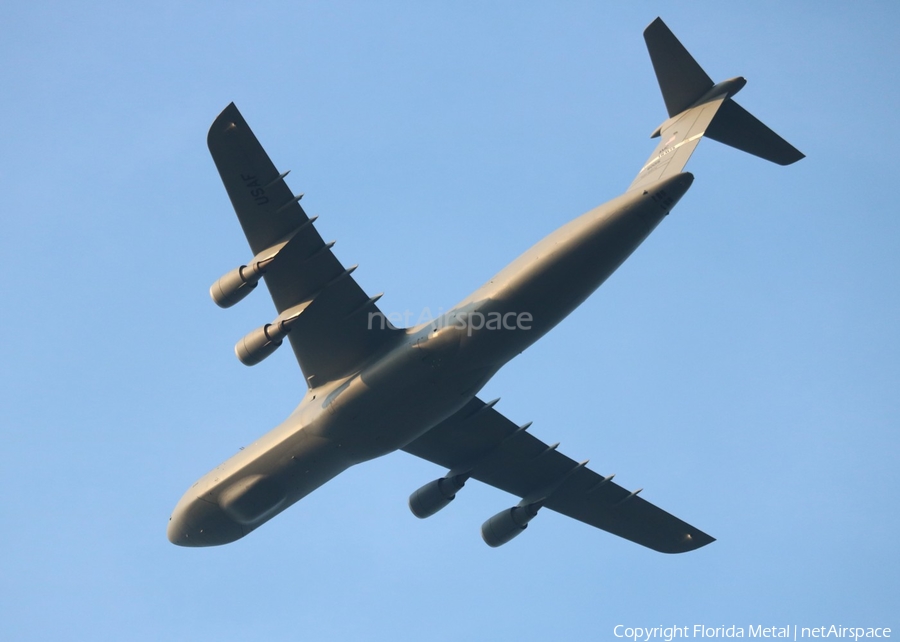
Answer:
402;396;714;553
208;103;402;387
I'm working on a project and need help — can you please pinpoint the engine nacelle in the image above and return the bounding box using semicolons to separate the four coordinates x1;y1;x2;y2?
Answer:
233;300;314;366
481;503;541;548
210;264;265;309
408;475;468;519
234;324;287;366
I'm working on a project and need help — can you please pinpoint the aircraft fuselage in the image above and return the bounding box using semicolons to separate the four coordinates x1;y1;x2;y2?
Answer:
167;172;693;546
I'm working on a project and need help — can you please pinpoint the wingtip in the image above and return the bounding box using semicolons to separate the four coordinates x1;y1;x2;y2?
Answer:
208;103;246;146
687;531;716;551
656;528;715;554
214;102;241;123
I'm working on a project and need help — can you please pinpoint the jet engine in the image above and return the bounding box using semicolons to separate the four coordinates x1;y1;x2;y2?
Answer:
235;323;288;366
209;233;301;308
408;475;468;519
481;502;541;547
210;264;265;308
234;299;314;366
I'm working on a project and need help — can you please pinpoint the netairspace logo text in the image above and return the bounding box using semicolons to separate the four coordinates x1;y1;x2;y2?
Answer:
613;625;892;642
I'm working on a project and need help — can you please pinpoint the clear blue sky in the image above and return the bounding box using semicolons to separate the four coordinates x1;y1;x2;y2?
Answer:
2;2;898;640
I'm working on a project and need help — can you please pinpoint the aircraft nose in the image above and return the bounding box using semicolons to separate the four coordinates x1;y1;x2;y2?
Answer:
167;494;245;547
167;507;194;546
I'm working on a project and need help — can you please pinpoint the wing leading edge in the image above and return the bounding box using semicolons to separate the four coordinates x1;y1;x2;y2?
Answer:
402;397;714;553
208;103;403;387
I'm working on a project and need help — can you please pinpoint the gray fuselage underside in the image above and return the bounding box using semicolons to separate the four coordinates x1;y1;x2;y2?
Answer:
167;173;692;546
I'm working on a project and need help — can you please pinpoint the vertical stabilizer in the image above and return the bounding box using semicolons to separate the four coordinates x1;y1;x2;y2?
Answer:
645;17;714;117
629;97;726;192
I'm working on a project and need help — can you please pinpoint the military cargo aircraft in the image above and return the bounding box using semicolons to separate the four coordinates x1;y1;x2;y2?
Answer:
168;18;802;551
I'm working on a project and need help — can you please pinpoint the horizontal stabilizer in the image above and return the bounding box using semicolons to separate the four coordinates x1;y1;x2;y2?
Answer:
706;99;805;165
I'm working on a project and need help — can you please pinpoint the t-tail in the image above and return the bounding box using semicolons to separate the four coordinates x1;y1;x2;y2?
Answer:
629;17;804;192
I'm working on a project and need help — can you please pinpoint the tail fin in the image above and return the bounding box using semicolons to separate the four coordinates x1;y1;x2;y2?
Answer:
629;18;804;192
644;17;714;118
